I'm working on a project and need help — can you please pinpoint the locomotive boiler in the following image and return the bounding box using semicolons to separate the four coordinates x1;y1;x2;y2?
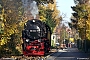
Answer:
22;19;51;56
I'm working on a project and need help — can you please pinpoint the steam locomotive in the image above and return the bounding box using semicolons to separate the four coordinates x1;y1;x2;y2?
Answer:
22;19;51;56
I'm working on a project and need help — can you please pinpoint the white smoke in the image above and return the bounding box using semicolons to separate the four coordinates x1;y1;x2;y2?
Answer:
29;1;39;19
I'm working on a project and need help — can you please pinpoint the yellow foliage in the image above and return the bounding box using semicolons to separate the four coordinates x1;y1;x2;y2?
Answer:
8;29;14;35
0;37;8;45
19;21;23;26
19;20;27;27
47;1;60;21
52;10;60;19
39;16;46;21
1;23;4;27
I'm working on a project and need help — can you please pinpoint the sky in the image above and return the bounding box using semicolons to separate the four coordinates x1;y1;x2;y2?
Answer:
56;0;75;26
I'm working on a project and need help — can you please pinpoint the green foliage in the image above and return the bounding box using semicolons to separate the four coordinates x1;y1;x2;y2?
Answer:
45;9;56;32
72;13;79;18
68;19;78;30
39;5;46;21
68;22;72;28
71;5;85;18
0;36;21;57
72;0;90;40
51;40;54;47
38;5;58;33
71;4;88;17
35;0;54;5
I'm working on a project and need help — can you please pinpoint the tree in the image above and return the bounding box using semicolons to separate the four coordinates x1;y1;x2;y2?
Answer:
72;0;90;40
38;1;61;33
0;0;23;57
45;9;56;32
36;0;54;5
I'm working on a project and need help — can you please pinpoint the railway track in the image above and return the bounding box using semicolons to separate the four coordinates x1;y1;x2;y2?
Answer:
1;56;48;60
1;56;47;60
0;51;55;60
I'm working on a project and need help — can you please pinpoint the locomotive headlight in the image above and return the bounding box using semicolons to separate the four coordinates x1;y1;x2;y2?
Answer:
26;39;29;42
38;39;41;42
33;20;35;22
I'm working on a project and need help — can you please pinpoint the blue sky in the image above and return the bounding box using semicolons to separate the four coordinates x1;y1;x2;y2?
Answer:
56;0;75;23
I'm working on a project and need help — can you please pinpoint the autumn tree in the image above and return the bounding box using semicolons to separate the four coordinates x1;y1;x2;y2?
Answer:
71;0;90;40
71;0;90;51
35;0;54;5
39;1;61;32
0;0;23;57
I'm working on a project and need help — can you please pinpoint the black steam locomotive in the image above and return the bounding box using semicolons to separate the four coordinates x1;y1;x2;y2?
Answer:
22;19;51;56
